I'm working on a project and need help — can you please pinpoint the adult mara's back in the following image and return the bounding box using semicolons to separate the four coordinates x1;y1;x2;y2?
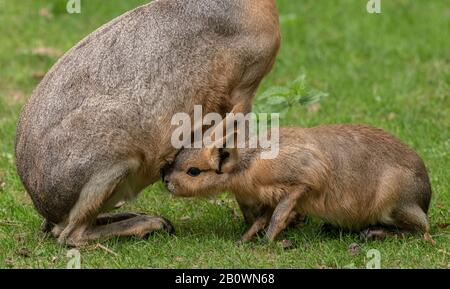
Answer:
15;0;280;246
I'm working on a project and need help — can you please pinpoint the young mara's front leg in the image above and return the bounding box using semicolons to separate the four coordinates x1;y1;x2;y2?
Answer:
237;209;273;245
265;186;307;242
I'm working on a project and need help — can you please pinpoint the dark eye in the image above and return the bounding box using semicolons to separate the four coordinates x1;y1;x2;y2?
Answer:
187;167;201;177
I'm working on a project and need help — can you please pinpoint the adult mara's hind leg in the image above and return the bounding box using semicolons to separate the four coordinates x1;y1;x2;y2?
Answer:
95;212;145;225
42;212;143;236
57;162;173;247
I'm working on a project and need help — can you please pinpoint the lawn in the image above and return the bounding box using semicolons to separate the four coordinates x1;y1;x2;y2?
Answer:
0;0;448;268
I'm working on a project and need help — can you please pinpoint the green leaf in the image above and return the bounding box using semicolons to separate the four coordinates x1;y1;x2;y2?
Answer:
254;73;329;115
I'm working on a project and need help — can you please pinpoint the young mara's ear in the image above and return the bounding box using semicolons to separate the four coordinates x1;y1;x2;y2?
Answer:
208;129;240;173
204;103;244;173
204;147;239;174
219;147;239;173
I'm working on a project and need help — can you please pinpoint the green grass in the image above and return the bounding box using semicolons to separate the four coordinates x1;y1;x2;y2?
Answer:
0;0;449;268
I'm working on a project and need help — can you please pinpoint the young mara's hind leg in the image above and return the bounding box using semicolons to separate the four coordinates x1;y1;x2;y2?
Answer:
391;205;429;233
361;205;429;241
57;162;173;247
360;227;400;241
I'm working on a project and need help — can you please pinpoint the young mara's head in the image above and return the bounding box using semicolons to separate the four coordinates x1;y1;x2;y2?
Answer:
162;146;240;197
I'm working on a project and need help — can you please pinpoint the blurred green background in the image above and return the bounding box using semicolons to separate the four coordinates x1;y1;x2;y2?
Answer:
0;0;448;268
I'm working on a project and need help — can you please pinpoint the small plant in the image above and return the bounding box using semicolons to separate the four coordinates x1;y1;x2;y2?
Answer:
254;74;328;114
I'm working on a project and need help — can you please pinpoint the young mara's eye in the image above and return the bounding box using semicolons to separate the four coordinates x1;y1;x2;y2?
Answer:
187;167;201;177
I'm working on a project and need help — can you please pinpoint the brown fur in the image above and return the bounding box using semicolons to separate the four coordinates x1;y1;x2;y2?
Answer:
164;124;432;242
15;0;280;246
